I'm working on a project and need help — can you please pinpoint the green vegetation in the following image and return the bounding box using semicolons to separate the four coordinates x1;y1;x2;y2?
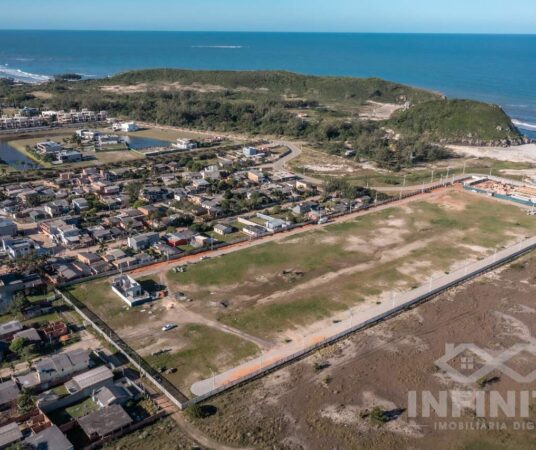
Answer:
390;99;522;144
102;417;195;450
48;397;99;425
367;406;390;425
17;389;35;414
1;69;519;172
168;191;536;339
220;297;346;337
108;69;438;105
144;324;259;392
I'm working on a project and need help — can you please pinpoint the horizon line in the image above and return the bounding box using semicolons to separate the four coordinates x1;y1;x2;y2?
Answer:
1;29;536;36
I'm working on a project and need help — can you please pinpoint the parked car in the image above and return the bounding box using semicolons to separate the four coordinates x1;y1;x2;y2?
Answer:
162;323;177;332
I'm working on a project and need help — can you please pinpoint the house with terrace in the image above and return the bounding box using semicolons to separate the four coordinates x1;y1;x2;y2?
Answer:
111;275;151;307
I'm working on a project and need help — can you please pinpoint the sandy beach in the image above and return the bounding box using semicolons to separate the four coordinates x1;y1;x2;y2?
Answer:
449;143;536;163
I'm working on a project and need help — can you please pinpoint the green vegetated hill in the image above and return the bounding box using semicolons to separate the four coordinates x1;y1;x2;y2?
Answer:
390;99;523;145
107;69;438;106
0;70;525;171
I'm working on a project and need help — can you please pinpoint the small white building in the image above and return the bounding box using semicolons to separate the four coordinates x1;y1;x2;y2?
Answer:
113;122;138;132
243;146;258;157
175;139;198;150
36;141;63;155
111;275;151;306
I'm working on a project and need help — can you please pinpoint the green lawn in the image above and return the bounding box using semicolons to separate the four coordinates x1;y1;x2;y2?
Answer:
145;324;259;393
48;397;99;425
167;190;536;339
68;280;162;330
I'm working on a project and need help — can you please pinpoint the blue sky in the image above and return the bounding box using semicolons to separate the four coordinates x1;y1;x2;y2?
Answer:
1;0;535;33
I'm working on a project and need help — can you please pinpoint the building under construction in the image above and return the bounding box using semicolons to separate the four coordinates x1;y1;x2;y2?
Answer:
464;176;536;207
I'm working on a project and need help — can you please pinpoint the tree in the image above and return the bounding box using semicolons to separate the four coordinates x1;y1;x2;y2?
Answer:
9;337;27;356
17;389;35;414
9;292;28;316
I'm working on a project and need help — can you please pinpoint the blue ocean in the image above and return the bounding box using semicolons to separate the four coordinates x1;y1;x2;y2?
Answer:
1;31;536;137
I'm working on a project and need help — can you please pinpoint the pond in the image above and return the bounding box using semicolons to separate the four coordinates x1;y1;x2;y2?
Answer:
0;139;41;170
123;135;172;150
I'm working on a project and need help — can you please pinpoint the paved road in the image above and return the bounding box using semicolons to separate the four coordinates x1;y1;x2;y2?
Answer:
190;235;536;396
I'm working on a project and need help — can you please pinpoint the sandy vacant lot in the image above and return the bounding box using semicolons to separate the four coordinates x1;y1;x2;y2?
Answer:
69;188;536;398
167;189;536;344
450;143;536;164
188;254;536;450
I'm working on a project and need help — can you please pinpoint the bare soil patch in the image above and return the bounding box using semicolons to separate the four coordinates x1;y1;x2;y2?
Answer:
188;255;536;450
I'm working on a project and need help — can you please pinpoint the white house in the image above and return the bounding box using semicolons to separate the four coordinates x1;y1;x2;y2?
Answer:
111;275;151;306
175;139;198;150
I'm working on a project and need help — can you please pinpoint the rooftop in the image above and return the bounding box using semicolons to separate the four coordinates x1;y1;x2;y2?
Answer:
0;379;20;405
0;422;22;448
25;425;73;450
78;404;133;438
67;365;113;392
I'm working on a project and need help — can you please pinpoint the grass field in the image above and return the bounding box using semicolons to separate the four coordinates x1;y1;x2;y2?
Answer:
68;280;259;393
144;324;258;391
68;188;536;394
166;189;536;339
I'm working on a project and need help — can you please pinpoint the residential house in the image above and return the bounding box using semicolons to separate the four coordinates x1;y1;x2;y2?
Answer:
248;170;266;184
71;197;89;212
77;252;102;266
44;199;69;217
243;146;257;157
0;422;23;448
214;223;233;235
0;320;23;341
93;385;131;408
19;348;90;388
36;141;62;155
127;232;160;251
65;365;114;395
165;230;195;247
0;380;20;411
175;138;197;150
2;238;43;260
242;225;268;238
13;327;42;343
111;275;151;307
56;150;82;164
0;218;17;238
78;404;133;440
25;425;73;450
256;213;291;231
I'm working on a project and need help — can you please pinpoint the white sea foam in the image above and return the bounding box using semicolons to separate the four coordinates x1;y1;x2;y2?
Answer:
512;119;536;131
0;65;51;84
191;45;243;49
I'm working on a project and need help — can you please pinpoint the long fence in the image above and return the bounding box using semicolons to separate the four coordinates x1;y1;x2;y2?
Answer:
55;287;190;409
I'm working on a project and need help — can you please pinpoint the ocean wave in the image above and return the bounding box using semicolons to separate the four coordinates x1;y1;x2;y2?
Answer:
0;65;51;84
512;119;536;131
191;45;243;49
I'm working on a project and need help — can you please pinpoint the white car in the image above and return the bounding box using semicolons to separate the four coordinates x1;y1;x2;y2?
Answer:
162;323;177;332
